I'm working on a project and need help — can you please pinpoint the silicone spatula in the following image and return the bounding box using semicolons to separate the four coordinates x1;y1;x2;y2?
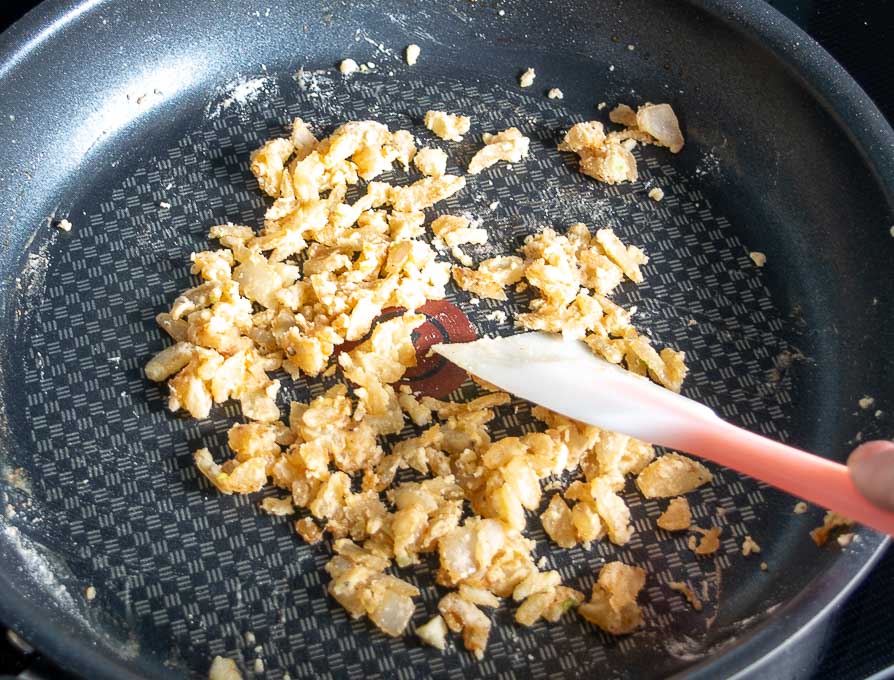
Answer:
432;331;894;536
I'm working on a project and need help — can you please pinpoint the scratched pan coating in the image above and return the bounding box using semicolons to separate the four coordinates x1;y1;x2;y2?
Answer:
0;1;892;679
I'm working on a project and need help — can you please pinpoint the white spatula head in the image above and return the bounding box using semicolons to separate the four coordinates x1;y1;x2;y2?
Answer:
432;332;718;450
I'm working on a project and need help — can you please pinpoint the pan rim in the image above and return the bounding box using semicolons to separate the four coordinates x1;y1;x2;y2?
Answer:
0;0;891;678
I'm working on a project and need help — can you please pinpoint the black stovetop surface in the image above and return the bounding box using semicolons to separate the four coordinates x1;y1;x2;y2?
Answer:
0;1;891;678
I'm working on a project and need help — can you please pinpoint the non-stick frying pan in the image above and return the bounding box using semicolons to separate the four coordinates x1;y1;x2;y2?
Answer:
0;1;892;678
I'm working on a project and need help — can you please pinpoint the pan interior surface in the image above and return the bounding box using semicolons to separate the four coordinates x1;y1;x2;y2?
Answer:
0;1;892;679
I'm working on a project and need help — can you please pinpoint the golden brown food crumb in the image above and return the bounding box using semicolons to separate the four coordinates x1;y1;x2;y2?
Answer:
56;218;72;232
85;586;96;601
648;187;664;202
794;501;808;514
741;535;761;556
294;517;322;544
636;453;712;498
452;255;524;300
634;104;685;153
439;592;491;660
253;659;264;674
540;494;577;548
390;174;466;211
405;44;421;65
668;581;702;611
339;58;359;75
425;110;471;142
519;68;536;87
837;533;855;547
749;251;767;267
431;214;487;266
858;396;875;410
467;128;531;175
327;539;419;637
208;656;242;680
560;103;684;185
760;562;769;571
688;526;721;555
578;562;646;635
657;497;691;531
260;497;294;515
559;121;635;185
609;104;637;128
810;511;854;547
414;147;449;177
416;615;448;650
516;584;584;626
547;88;564;100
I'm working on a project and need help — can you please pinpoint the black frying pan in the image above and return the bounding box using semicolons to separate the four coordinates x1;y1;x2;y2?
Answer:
0;1;892;678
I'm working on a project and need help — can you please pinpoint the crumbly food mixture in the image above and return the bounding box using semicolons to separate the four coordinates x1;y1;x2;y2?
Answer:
414;147;448;178
688;526;722;555
810;511;854;546
424;110;472;142
147;109;727;663
657;497;691;531
452;223;689;392
578;562;646;635
668;581;702;611
467;128;531;175
560;103;684;185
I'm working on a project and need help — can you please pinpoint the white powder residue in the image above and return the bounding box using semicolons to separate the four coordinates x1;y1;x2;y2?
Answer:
694;149;721;178
223;77;271;106
206;75;276;119
292;71;344;111
384;12;440;44
1;522;85;624
13;241;51;339
459;212;483;230
662;634;710;662
663;601;782;661
485;309;508;323
355;30;398;60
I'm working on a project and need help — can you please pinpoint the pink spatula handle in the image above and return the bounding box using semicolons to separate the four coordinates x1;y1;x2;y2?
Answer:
678;417;894;536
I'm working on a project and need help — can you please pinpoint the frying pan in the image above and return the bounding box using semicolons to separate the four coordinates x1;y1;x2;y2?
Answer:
0;1;892;678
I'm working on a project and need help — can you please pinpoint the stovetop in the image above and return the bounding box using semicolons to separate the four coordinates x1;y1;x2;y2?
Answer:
0;1;892;678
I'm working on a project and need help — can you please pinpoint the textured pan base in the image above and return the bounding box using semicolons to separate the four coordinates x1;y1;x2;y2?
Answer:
1;70;852;678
